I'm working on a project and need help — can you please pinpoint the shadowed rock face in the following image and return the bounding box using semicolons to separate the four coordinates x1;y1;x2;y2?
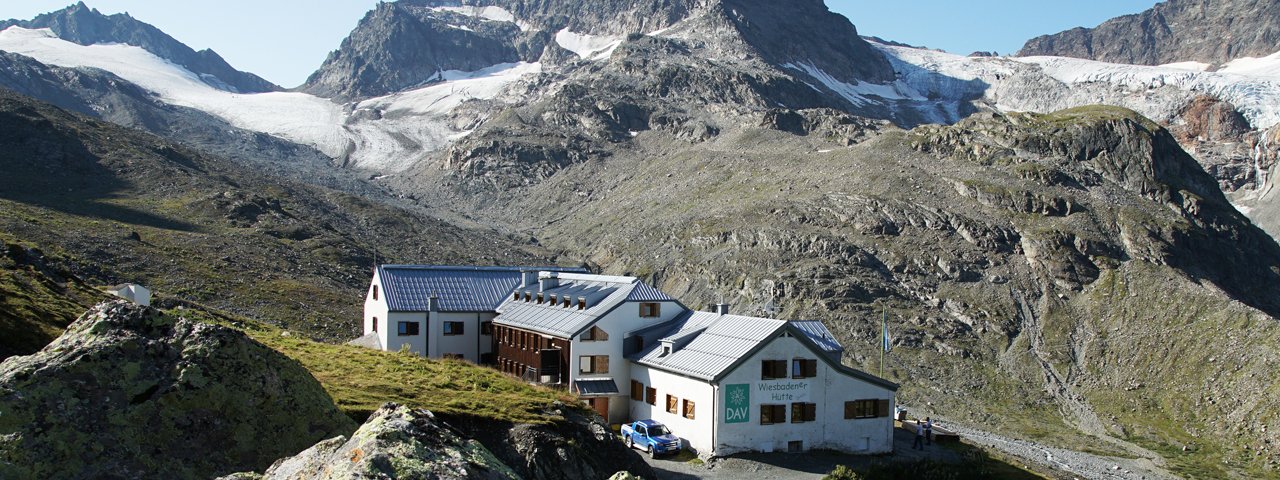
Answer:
0;301;356;480
1017;0;1280;66
0;2;278;93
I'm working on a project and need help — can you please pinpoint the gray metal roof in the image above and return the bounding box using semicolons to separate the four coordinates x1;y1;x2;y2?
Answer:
494;273;674;338
574;378;620;396
635;312;787;381
790;320;844;353
627;282;676;301
634;313;897;391
378;265;587;312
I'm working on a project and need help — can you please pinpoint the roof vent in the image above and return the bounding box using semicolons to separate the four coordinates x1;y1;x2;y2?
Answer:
520;270;537;288
428;295;440;312
712;303;730;315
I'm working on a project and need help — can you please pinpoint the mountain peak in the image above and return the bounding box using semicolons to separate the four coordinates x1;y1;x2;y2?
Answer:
1017;0;1280;65
0;3;280;93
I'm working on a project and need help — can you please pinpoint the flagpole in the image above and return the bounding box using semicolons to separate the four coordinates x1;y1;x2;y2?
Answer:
880;309;886;378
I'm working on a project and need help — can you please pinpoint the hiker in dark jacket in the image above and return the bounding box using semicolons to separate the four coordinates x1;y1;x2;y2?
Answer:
925;417;934;445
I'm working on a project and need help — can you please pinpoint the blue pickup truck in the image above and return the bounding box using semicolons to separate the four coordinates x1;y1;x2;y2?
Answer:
620;419;681;457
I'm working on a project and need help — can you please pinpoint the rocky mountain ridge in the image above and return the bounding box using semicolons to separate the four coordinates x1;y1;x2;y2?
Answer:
1018;0;1280;66
0;2;278;93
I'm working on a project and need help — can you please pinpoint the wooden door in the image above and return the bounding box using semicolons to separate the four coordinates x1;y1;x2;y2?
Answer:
589;397;609;419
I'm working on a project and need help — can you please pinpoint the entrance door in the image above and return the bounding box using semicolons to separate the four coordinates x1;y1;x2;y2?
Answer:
588;397;610;419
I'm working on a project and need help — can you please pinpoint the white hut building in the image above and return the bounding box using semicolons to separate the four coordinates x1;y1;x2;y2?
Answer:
357;265;586;362
627;308;898;457
491;271;686;423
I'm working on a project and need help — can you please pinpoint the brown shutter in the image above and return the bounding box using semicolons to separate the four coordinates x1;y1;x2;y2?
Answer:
806;403;816;422
595;355;609;374
877;399;890;417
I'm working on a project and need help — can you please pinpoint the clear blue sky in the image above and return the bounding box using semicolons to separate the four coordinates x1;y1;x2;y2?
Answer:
3;1;1161;88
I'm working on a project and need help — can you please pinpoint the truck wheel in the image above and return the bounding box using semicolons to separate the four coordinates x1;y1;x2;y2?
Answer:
647;444;655;458
626;437;633;449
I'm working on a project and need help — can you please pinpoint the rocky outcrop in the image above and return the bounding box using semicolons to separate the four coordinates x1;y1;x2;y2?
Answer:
1017;0;1280;66
246;403;654;480
303;0;894;101
0;301;356;479
0;2;278;93
441;405;654;480
259;404;518;480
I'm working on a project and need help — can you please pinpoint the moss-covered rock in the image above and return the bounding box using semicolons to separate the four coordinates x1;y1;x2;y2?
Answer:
0;300;356;479
263;403;518;480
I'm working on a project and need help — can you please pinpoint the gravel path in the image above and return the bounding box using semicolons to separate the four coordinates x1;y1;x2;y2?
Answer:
946;423;1179;480
635;422;1181;480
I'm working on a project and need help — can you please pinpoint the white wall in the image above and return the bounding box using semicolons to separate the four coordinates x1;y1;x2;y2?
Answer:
629;365;716;456
713;335;895;456
432;312;490;362
363;273;390;350
383;311;428;355
570;300;684;423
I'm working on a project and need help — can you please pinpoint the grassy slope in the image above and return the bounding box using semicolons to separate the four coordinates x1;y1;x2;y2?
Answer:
0;88;557;354
168;301;577;425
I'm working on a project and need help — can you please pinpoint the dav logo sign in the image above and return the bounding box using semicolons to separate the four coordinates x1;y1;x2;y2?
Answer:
723;384;749;424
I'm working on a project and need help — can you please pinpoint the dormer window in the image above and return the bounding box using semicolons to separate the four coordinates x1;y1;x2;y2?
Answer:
661;345;671;356
524;292;532;302
562;297;571;308
578;298;586;310
512;292;520;301
537;293;544;304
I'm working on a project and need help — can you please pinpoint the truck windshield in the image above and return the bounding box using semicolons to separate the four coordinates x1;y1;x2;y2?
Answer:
650;425;671;436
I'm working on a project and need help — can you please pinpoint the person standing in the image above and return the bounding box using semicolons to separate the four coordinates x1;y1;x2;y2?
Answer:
913;419;925;450
924;417;934;446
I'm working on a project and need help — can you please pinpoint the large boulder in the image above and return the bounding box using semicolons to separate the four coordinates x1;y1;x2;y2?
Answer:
262;403;519;480
0;300;356;479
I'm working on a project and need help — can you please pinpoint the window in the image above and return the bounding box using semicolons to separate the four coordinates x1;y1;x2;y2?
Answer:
578;298;586;310
443;353;464;360
631;380;644;401
791;403;816;423
760;404;787;425
481;321;493;335
844;399;888;419
444;321;464;336
645;387;657;406
513;292;520;301
562;297;571;308
792;359;817;378
788;441;804;453
581;326;609;342
639;302;661;317
372;317;378;333
683;399;695;419
397;321;419;336
579;355;609;374
524;292;532;302
537;293;545;304
761;360;788;380
666;395;679;414
372;285;378;300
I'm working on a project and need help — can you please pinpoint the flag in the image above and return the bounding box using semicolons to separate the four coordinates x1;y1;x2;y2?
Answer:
881;311;891;353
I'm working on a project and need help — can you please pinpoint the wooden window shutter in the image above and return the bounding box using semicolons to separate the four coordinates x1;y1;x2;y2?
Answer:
806;403;816;422
877;399;890;417
594;355;609;374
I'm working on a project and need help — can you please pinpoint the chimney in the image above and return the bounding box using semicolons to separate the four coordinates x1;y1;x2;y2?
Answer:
520;270;537;288
539;272;559;292
428;295;440;312
713;303;730;315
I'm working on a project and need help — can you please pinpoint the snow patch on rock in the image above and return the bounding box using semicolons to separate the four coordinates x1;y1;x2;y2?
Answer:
555;29;622;60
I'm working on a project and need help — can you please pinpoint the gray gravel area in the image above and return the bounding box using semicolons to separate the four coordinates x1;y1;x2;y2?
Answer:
633;422;1181;480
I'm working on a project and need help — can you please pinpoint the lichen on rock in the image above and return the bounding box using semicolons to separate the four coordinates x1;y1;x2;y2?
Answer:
263;403;520;480
0;300;356;479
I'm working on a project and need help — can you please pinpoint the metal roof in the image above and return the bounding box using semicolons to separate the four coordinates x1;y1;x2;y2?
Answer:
635;312;787;381
377;265;587;312
574;378;620;396
634;312;897;390
627;282;676;301
494;273;675;338
790;320;844;353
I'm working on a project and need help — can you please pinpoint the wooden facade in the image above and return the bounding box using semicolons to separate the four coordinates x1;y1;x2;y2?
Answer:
494;324;570;385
